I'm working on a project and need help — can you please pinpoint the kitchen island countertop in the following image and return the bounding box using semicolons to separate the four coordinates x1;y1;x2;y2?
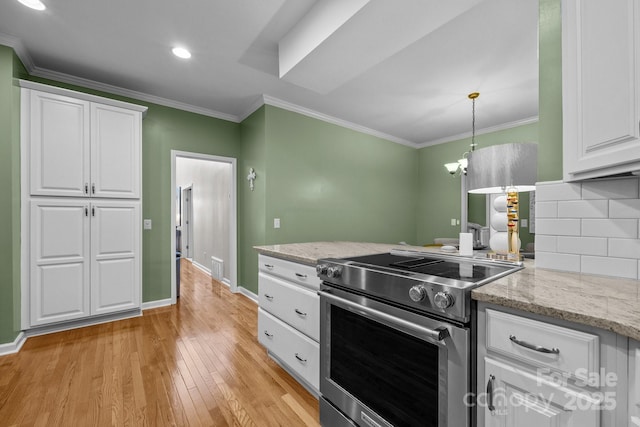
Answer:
254;241;640;341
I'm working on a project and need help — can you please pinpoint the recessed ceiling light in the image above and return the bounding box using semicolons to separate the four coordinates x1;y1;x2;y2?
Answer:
17;0;46;11
172;47;191;59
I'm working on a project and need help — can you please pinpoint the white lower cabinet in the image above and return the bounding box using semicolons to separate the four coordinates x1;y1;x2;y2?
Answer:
484;357;599;427
30;199;140;326
478;303;627;427
257;255;320;394
629;340;640;426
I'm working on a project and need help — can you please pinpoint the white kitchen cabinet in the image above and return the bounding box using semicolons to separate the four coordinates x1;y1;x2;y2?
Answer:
30;199;140;326
630;340;640;426
30;199;91;325
477;303;627;427
484;357;599;427
257;254;320;395
25;85;143;198
562;0;640;181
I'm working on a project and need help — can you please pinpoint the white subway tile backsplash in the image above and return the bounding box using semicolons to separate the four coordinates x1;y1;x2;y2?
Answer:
557;236;607;256
536;219;581;236
609;199;640;218
535;252;581;272
535;235;557;252
581;256;638;279
557;200;608;218
582;219;638;238
608;238;640;259
536;201;558;218
581;177;639;200
535;181;582;201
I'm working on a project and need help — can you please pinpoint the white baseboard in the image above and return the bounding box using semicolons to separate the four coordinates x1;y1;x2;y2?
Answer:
238;286;258;304
142;298;173;310
0;332;26;356
24;309;142;339
192;260;211;275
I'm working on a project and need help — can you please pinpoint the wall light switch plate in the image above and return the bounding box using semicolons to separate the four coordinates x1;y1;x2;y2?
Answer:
274;218;281;229
521;219;528;228
451;218;456;226
143;219;152;230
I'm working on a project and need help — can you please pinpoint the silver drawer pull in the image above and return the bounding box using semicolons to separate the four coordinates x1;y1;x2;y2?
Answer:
294;353;307;363
264;264;274;269
264;294;274;301
294;308;307;317
295;273;307;278
264;330;273;338
509;335;560;354
487;375;496;413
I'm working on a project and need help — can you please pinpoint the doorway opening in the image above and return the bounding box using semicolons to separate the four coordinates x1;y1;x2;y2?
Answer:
170;151;237;304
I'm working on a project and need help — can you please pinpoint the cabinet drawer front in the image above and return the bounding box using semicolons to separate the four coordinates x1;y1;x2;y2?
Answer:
259;254;320;290
259;272;319;341
486;309;599;380
258;308;319;390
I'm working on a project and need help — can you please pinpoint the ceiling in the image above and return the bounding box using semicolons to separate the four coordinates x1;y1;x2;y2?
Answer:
0;0;539;147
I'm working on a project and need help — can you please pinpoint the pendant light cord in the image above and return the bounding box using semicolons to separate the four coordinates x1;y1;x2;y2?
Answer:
469;92;479;152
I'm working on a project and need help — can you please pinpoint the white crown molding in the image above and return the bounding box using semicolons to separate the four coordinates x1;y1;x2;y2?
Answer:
262;95;418;148
417;116;539;148
29;66;241;122
0;33;35;71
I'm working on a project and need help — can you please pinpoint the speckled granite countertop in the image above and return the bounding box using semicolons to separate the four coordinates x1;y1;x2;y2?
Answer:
254;242;640;341
472;259;640;341
253;241;436;266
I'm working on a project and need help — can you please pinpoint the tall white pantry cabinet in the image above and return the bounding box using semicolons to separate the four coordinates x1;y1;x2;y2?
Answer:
20;81;147;329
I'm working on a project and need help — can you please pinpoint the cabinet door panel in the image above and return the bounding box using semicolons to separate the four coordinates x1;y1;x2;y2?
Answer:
91;104;141;198
91;201;140;315
484;357;599;427
30;200;90;325
563;0;640;179
30;91;90;197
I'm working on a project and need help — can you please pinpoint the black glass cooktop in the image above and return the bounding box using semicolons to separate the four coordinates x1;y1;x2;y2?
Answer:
345;253;512;283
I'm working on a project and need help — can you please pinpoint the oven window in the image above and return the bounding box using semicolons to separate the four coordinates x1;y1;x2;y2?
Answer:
330;305;440;427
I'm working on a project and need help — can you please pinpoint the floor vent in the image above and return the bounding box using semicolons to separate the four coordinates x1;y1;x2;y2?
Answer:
211;256;224;281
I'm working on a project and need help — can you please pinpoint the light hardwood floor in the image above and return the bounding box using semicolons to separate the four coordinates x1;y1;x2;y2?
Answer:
0;259;320;426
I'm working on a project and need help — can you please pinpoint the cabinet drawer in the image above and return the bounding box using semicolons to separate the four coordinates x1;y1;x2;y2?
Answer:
258;272;319;341
258;308;319;391
486;309;599;381
259;254;320;290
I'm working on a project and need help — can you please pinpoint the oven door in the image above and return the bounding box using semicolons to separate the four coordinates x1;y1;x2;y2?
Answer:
319;284;470;427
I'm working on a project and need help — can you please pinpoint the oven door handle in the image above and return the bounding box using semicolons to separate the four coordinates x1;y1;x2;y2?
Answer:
318;290;449;342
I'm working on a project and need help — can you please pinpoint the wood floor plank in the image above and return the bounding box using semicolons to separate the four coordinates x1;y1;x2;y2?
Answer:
0;259;319;426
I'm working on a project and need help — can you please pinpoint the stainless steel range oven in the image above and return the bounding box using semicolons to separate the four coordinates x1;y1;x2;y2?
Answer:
316;250;522;427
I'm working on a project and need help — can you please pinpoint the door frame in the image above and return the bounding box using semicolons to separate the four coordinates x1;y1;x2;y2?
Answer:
170;150;238;302
181;185;193;259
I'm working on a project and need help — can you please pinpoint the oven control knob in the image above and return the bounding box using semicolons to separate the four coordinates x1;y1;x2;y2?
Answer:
316;264;328;275
327;266;342;279
434;291;455;309
409;285;427;302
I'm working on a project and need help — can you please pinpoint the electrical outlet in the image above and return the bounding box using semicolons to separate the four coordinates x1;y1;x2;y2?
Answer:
143;219;152;230
274;218;281;229
521;219;528;228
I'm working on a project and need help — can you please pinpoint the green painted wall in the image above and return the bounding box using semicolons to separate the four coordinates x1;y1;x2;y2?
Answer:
539;0;563;182
239;107;267;293
0;45;23;343
416;123;539;246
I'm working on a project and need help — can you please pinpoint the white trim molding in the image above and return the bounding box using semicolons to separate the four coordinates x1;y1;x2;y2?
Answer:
238;287;258;304
142;299;173;311
0;332;26;356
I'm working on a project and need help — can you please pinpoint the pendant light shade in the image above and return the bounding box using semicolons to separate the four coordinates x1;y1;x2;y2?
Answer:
466;142;537;194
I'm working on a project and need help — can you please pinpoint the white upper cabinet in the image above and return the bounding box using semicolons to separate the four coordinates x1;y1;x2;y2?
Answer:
563;0;640;181
24;82;145;198
29;91;91;197
91;104;141;198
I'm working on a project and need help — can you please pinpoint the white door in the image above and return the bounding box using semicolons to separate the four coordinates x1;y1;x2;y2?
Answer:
30;199;90;325
484;358;600;427
91;103;141;198
29;90;90;197
563;0;640;180
90;201;141;315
